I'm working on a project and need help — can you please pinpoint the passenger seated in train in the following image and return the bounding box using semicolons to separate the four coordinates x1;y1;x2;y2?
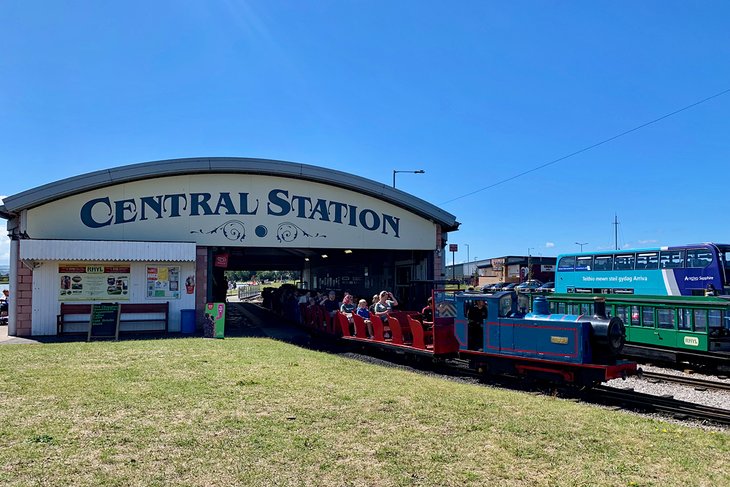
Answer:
369;294;379;314
320;290;340;318
467;299;487;351
374;290;398;323
356;299;374;338
340;293;356;315
421;297;434;326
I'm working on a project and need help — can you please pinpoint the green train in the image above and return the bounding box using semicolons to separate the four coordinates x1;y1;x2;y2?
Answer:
539;292;730;367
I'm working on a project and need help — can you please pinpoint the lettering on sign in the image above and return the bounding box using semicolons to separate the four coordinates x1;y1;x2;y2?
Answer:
79;190;401;238
683;336;700;347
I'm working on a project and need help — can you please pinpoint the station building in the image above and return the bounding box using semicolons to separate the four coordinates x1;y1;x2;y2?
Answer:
0;158;459;337
445;255;557;287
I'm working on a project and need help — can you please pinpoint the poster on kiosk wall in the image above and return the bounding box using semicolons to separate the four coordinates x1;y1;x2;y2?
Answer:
59;263;131;301
204;302;225;339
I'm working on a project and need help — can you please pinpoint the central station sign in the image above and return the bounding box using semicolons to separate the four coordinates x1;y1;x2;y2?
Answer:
27;174;438;250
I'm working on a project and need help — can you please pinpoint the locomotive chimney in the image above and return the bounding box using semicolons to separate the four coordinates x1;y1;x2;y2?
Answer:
593;297;607;318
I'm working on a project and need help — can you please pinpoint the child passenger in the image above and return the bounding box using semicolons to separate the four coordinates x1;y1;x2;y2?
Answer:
356;299;374;339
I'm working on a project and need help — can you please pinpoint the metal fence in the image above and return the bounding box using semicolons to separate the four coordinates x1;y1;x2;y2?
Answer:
237;285;262;300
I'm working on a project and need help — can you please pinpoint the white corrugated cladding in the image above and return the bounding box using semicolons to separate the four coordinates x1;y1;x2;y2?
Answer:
20;240;196;261
30;261;196;335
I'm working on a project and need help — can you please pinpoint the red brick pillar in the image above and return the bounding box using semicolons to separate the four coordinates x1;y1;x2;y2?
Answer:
14;248;33;337
195;247;208;330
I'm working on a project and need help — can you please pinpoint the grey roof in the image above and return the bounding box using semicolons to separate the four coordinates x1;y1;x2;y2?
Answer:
0;157;459;231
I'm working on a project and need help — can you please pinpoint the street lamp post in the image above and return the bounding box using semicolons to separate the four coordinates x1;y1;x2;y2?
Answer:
473;256;478;286
393;169;425;188
575;242;588;252
464;243;470;285
527;247;534;281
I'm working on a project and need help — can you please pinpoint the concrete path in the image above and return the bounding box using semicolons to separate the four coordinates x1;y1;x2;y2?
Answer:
0;324;40;345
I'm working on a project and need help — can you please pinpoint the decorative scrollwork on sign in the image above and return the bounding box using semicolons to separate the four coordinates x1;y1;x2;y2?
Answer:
190;220;246;242
276;222;326;243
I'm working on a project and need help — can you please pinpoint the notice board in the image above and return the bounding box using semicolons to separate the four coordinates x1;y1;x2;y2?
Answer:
88;302;121;341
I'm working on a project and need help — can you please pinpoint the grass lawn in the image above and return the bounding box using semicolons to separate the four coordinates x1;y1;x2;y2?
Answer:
0;337;727;487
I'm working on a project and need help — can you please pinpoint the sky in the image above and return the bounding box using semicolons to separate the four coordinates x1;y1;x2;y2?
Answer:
2;1;729;266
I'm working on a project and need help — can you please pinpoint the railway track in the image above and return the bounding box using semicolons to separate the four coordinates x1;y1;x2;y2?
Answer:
246;303;730;427
622;344;730;372
429;359;730;426
640;370;730;392
588;385;730;426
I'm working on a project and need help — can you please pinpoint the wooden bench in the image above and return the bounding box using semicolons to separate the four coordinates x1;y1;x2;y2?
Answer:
58;302;170;334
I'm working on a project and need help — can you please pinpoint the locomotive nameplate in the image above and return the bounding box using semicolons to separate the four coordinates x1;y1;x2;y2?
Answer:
550;336;569;345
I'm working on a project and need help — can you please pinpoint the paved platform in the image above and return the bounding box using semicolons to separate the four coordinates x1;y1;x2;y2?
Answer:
0;302;310;346
0;324;40;345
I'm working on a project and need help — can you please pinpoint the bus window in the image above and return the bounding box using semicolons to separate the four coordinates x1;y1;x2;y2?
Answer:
642;307;655;327
556;302;566;314
686;249;713;268
708;310;722;332
657;308;675;329
693;310;707;333
616;305;628;323
575;256;592;271
579;303;593;315
631;306;640;326
614;254;635;270
679;309;692;330
569;304;581;315
635;252;659;270
722;249;730;271
558;256;576;271
660;250;684;269
593;255;614;271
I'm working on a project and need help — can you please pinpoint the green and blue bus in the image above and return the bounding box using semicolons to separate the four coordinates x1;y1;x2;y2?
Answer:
555;243;730;296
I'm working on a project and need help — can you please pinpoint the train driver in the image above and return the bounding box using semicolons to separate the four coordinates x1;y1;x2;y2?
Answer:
467;299;487;351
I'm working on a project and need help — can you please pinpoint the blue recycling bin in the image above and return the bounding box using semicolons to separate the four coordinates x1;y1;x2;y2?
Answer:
180;309;196;334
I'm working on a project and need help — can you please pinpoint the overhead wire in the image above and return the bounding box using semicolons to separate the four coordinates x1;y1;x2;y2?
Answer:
440;87;730;205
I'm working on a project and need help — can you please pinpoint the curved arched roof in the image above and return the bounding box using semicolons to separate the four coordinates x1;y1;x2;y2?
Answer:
1;157;459;231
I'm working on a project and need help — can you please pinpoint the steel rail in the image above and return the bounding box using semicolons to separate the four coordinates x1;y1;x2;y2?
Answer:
640;371;730;392
590;385;730;426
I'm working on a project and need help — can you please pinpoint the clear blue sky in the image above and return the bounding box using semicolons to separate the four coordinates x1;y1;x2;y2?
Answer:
2;1;729;265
